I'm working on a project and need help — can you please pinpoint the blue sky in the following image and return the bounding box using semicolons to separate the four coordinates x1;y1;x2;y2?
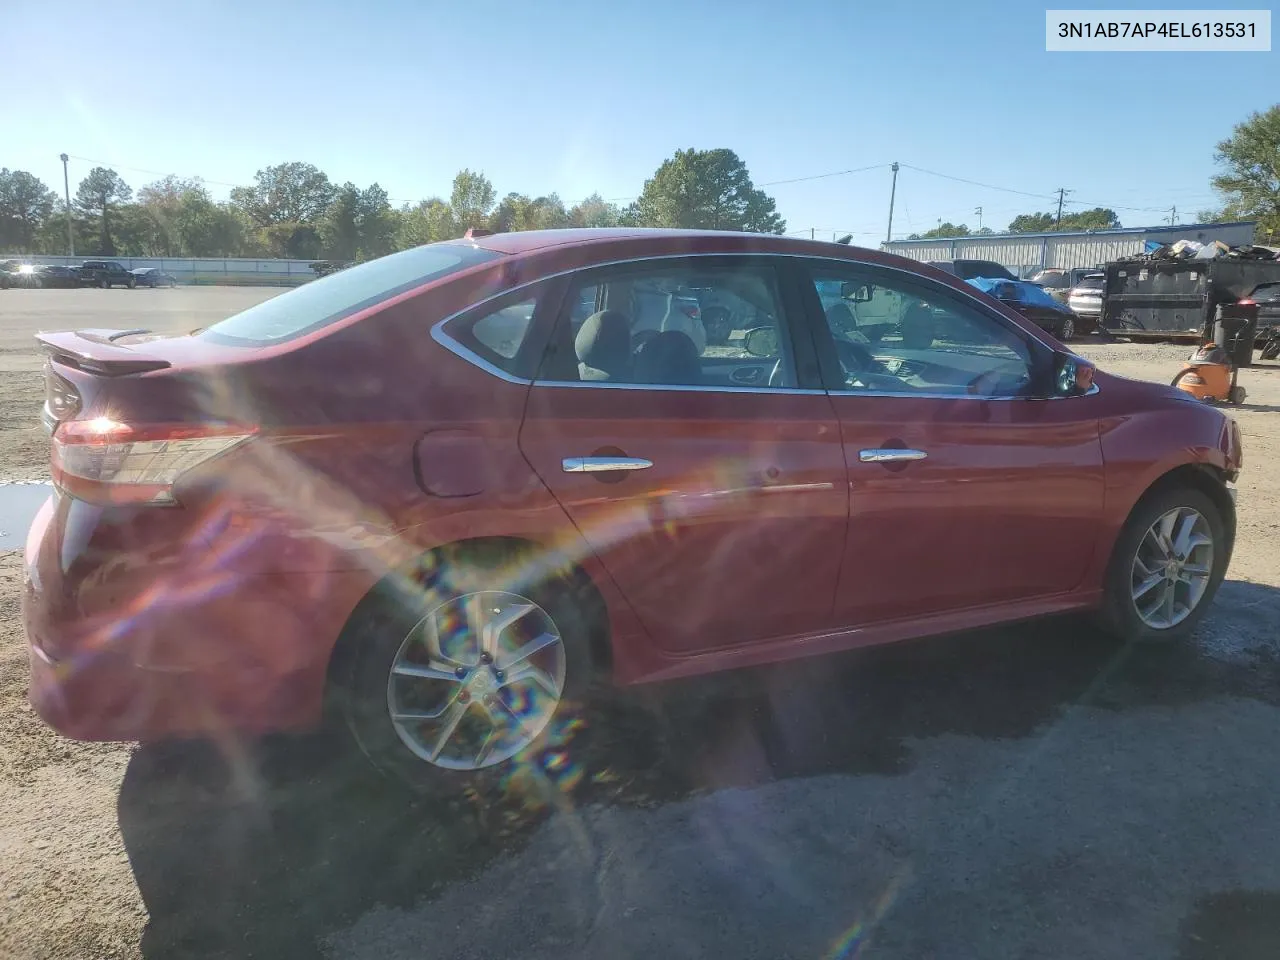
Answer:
4;0;1276;241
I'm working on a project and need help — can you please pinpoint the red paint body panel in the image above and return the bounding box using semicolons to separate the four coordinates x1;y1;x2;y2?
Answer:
519;386;848;652
828;391;1105;623
21;229;1241;743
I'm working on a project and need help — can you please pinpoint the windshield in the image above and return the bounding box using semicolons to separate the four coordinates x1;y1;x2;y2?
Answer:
1075;276;1104;291
198;243;500;344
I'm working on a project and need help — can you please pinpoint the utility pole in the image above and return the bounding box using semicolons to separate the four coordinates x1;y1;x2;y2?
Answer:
885;162;899;243
1168;205;1177;225
1054;187;1072;227
810;227;815;240
59;153;74;257
974;206;983;232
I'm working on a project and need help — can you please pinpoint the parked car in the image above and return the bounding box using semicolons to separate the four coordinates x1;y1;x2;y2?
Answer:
25;229;1241;789
1;259;39;288
78;260;137;288
1029;267;1105;305
1068;273;1105;330
1244;281;1280;328
966;277;1080;340
131;267;179;288
925;258;1018;281
33;265;82;288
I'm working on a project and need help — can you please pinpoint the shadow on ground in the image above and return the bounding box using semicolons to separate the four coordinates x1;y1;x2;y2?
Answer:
1178;891;1280;960
119;580;1280;958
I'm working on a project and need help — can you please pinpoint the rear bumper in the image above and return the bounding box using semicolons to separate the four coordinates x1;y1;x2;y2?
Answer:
23;492;374;742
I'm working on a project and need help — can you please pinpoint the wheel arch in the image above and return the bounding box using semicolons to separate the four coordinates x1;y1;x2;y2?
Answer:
324;534;614;692
1119;462;1236;564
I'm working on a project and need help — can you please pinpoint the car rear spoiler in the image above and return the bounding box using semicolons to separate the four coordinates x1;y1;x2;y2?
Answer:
36;330;172;376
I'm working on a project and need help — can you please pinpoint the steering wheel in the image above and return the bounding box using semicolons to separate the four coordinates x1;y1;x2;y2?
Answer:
834;338;905;391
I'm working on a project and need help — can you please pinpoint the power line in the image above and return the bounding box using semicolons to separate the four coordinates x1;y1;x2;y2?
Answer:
897;164;1059;201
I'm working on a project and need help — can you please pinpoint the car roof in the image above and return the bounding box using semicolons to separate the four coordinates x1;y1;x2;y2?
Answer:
468;227;859;257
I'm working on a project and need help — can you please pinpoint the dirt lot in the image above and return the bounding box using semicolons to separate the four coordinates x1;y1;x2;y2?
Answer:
1;288;1279;959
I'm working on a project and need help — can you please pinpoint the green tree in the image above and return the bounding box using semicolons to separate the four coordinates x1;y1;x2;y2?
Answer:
1061;207;1121;231
357;184;397;258
0;169;58;252
321;182;362;260
1208;104;1280;240
488;192;571;233
450;169;496;231
1008;212;1055;233
1007;208;1120;233
911;222;969;239
633;148;785;233
568;193;622;228
230;161;336;227
74;167;133;256
397;198;457;248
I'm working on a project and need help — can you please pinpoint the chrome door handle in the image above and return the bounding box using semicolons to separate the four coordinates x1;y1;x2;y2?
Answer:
562;457;654;473
859;448;928;463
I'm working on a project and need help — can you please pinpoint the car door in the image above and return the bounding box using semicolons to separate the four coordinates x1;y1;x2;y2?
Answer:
797;259;1106;626
518;255;848;654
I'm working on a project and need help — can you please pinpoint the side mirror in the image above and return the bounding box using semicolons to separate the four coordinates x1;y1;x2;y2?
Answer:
1055;353;1096;396
743;326;779;358
840;281;873;302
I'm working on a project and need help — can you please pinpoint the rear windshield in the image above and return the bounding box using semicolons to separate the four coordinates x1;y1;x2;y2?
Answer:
198;242;501;345
1030;271;1069;288
1076;276;1104;290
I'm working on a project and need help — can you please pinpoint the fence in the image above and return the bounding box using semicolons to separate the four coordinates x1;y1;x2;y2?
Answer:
1;255;317;286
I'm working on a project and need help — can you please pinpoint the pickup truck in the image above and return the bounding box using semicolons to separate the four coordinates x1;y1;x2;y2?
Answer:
78;260;137;288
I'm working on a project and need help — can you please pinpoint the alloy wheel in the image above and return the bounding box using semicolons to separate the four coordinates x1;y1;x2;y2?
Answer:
1060;316;1075;341
1130;506;1214;630
386;590;566;771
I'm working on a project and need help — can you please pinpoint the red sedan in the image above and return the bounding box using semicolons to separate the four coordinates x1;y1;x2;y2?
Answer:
23;229;1242;787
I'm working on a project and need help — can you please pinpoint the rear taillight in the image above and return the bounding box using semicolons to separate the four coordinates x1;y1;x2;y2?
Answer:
44;365;81;422
1238;298;1256;306
51;419;256;505
681;305;700;320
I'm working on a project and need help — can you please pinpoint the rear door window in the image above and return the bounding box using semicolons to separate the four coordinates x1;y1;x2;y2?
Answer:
538;257;801;390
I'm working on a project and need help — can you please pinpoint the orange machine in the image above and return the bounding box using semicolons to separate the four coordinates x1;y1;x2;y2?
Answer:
1171;342;1246;404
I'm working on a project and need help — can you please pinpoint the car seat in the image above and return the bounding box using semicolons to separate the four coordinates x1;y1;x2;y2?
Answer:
575;310;632;381
899;303;937;351
658;294;707;355
633;330;703;385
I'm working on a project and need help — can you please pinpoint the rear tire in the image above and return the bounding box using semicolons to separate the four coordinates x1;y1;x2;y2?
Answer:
1059;316;1075;341
334;544;598;792
1229;385;1247;404
98;277;109;289
1098;486;1228;644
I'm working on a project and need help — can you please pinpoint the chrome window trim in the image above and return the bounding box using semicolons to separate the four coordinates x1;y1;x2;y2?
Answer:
535;380;828;396
429;250;1081;398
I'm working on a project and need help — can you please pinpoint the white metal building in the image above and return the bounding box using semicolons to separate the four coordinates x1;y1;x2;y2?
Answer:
881;221;1258;277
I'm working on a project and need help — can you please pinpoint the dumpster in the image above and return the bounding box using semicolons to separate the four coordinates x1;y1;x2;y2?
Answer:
1102;258;1280;340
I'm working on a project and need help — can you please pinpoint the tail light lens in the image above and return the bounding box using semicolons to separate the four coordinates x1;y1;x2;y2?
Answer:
44;365;81;423
1238;298;1256;306
51;419;256;505
681;305;701;320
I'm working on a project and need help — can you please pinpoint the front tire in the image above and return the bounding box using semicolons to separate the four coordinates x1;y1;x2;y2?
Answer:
335;545;597;791
1059;316;1075;341
1098;486;1228;643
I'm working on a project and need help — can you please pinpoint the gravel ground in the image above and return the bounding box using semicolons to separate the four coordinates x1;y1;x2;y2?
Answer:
1;289;1279;959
